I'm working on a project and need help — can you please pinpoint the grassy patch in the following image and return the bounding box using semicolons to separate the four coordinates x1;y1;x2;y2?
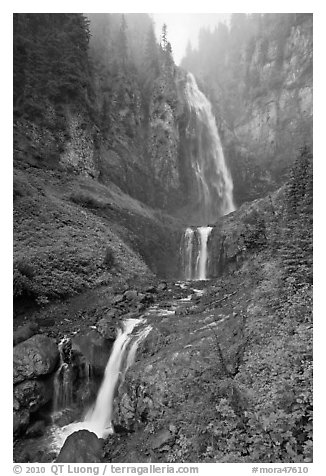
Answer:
13;169;150;304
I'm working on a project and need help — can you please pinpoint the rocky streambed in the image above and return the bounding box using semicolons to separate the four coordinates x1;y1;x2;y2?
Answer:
13;269;253;463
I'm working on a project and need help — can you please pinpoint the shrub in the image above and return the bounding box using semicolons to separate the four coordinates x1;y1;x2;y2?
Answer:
69;191;106;209
104;247;115;269
35;295;50;307
13;261;36;298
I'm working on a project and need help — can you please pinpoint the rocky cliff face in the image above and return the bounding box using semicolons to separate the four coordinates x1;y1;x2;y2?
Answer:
182;13;313;205
207;187;285;278
231;15;312;177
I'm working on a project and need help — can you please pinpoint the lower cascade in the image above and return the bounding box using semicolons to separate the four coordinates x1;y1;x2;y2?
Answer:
197;226;213;280
50;318;150;450
182;226;213;280
53;337;73;412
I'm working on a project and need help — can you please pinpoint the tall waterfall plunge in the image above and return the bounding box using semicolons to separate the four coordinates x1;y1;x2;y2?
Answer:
184;73;235;223
181;73;236;280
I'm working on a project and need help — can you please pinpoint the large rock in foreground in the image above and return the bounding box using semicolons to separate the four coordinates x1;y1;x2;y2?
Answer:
13;378;53;435
13;322;39;346
56;430;102;463
13;334;59;384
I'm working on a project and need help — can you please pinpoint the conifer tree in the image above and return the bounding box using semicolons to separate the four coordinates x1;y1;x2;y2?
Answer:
118;14;129;69
282;146;313;285
13;13;91;119
161;23;168;51
144;24;160;78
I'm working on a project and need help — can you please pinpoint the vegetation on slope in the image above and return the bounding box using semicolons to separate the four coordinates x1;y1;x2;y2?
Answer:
201;147;313;463
13;168;149;306
109;147;312;463
13;164;182;309
14;14;93;120
13;13;183;309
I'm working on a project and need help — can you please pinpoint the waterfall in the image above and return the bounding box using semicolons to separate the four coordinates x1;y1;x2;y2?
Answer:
181;73;236;280
196;226;213;280
182;226;212;280
84;318;138;437
184;72;235;222
183;227;194;280
50;319;150;449
53;337;73;412
124;326;152;377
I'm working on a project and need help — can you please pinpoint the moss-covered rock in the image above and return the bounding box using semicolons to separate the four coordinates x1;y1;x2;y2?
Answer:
13;334;59;384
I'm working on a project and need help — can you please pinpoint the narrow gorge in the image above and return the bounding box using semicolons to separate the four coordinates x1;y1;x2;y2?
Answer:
13;13;313;465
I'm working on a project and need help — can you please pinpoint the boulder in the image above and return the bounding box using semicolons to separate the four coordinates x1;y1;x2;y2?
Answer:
13;322;39;346
144;285;157;294
13;408;30;435
139;293;155;305
13;334;59;384
56;430;102;463
13;376;53;436
14;378;53;413
189;304;206;314
175;307;188;316
97;319;116;340
149;429;175;451
106;309;119;319
157;282;168;292
124;290;138;301
112;294;124;305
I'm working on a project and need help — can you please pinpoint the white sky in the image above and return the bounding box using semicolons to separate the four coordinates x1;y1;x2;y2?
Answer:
152;13;230;65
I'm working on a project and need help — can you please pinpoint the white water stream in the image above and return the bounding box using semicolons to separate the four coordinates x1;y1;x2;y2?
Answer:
50;318;150;450
184;72;235;220
196;226;213;280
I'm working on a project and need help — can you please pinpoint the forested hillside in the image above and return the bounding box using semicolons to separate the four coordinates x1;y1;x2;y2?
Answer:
13;13;184;309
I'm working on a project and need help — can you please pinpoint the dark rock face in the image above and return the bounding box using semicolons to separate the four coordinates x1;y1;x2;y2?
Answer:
207;188;284;278
96;319;116;340
13;334;59;384
71;330;113;376
13;377;53;435
56;430;102;463
231;17;313;179
25;420;46;438
13;409;29;435
14;379;52;412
